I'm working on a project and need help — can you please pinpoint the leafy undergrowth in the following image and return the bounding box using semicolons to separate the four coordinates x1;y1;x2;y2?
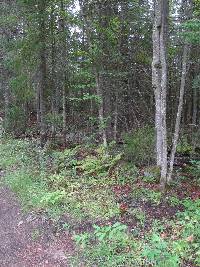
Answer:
0;138;200;266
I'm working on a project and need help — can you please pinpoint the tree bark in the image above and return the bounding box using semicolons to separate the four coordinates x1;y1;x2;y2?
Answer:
50;4;57;141
38;0;47;146
192;86;198;125
60;0;68;146
152;0;169;189
113;91;118;142
167;45;190;182
96;71;107;147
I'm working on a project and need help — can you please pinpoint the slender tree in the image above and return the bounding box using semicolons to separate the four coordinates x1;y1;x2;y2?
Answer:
38;0;48;145
168;0;193;182
152;0;169;189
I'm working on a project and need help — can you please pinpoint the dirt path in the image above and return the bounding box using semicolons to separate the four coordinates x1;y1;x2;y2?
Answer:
0;172;75;267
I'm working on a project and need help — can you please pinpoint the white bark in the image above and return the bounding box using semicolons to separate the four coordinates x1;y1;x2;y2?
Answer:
152;0;168;189
152;2;162;166
160;0;168;187
167;45;190;182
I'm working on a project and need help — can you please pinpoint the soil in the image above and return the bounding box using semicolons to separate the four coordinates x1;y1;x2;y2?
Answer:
0;171;75;267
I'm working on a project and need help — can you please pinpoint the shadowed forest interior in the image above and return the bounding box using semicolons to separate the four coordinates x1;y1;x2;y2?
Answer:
0;0;200;266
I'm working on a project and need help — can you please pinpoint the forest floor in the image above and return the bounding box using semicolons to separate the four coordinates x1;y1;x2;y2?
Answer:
0;169;199;267
0;171;75;267
0;139;199;266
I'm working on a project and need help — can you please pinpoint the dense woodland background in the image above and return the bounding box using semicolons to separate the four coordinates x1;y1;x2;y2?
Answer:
0;1;200;266
0;0;200;185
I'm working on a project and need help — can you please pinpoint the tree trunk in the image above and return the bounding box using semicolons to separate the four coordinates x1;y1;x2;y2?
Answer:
50;5;57;142
113;91;118;142
96;71;107;147
152;0;169;189
167;45;190;182
36;81;40;129
192;87;198;125
160;0;168;188
4;84;10;131
60;0;68;146
38;0;47;146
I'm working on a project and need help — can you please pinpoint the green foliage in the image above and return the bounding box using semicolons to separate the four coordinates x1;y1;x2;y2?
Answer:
182;19;200;44
54;146;121;220
73;210;200;267
74;232;91;247
189;160;200;184
145;191;162;205
0;138;36;168
70;93;102;105
10;74;34;101
176;199;200;264
51;145;122;220
124;126;155;165
4;105;27;135
142;233;181;267
73;222;134;267
40;190;66;206
0;139;48;209
131;187;162;205
1;138;200;266
77;146;122;177
4;169;46;209
192;75;200;91
129;208;146;226
45;113;63;130
142;166;160;183
0;139;122;220
167;195;181;207
51;146;78;174
115;163;138;185
74;222;128;249
93;222;128;243
176;136;193;155
141;174;157;183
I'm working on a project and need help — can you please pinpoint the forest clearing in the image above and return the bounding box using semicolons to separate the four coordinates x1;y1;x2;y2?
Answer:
0;0;200;266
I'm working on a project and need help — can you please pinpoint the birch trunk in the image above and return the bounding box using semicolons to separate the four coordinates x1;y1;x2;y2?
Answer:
160;0;168;188
152;0;162;167
167;45;190;182
152;0;169;189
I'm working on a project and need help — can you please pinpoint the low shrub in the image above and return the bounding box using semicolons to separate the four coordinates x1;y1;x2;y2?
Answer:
176;135;193;155
189;160;200;185
73;200;200;267
0;139;122;221
1;138;199;266
72;222;139;266
123;126;155;165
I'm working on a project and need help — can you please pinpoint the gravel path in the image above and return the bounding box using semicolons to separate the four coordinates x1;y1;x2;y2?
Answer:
0;172;74;267
0;184;31;266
